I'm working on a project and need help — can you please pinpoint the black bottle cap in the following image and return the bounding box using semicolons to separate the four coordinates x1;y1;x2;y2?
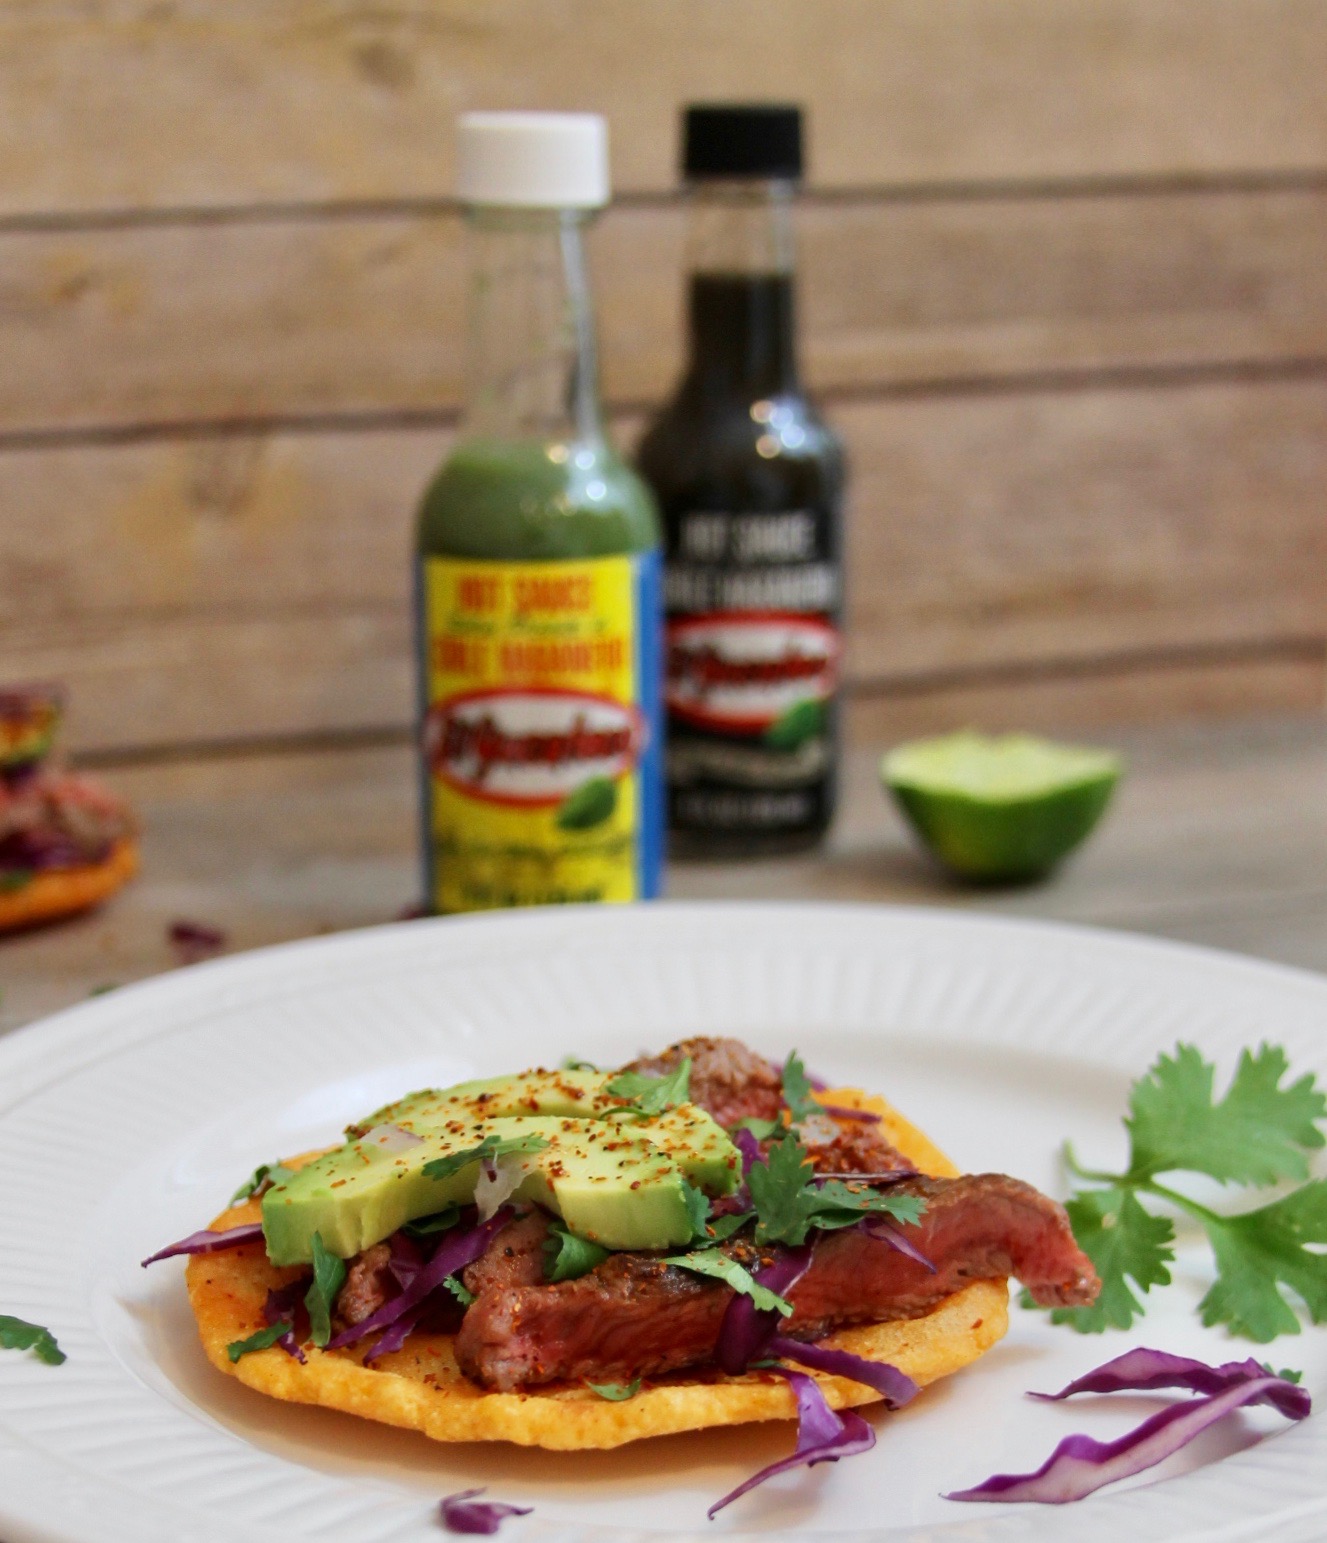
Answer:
683;104;803;181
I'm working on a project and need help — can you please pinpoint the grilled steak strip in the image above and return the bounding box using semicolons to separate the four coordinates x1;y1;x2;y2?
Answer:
455;1172;1100;1390
624;1034;915;1175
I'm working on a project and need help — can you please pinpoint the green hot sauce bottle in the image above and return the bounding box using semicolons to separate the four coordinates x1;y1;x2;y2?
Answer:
415;113;664;913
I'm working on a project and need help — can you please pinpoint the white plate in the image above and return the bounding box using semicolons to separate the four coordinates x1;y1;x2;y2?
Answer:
2;902;1326;1543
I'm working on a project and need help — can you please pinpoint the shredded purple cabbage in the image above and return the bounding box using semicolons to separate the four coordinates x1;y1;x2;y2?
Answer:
768;1334;919;1409
168;918;228;964
141;1220;264;1267
947;1357;1310;1505
715;1243;814;1375
0;827;107;871
388;1230;425;1290
439;1488;533;1534
707;1366;876;1518
818;1104;882;1124
263;1283;307;1364
860;1215;936;1273
812;1168;920;1187
1030;1346;1309;1419
328;1209;512;1352
732;1126;762;1174
363;1299;427;1366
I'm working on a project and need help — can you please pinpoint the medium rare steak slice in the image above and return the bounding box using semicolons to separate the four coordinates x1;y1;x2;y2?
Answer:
622;1036;783;1130
456;1172;1099;1390
622;1036;915;1175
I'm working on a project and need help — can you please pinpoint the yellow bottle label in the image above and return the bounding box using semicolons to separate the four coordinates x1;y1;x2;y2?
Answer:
420;553;663;913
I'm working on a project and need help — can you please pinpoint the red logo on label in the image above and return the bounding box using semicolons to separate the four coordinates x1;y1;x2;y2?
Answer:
425;688;645;807
666;612;839;733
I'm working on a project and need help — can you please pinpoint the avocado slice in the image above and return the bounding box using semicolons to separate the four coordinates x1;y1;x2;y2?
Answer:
263;1111;735;1265
347;1068;628;1136
349;1069;741;1197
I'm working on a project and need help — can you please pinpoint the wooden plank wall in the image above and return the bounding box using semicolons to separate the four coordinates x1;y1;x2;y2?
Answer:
1;0;1325;758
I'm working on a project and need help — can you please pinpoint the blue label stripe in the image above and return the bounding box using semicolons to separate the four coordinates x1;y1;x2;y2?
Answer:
632;549;665;899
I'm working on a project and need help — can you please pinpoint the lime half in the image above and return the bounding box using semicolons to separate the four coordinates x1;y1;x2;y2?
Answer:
881;731;1122;882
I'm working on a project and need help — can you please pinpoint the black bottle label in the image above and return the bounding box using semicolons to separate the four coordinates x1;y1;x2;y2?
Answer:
664;508;840;838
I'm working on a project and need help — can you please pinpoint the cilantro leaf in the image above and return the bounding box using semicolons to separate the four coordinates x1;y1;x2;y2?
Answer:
0;1314;65;1366
1262;1363;1304;1384
733;1116;783;1141
680;1179;711;1242
604;1057;692;1116
808;1181;924;1231
1198;1181;1327;1342
1127;1043;1326;1186
304;1232;346;1348
422;1133;549;1183
1043;1041;1327;1342
780;1051;820;1123
443;1274;476;1307
1049;1187;1175;1333
403;1205;462;1240
0;870;33;894
560;1055;600;1072
745;1133;925;1246
663;1250;794;1316
747;1130;819;1245
586;1377;640;1400
230;1161;294;1205
542;1220;610;1283
226;1321;290;1363
704;1210;755;1243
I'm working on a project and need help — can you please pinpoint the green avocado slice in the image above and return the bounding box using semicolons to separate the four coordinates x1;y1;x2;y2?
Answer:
347;1068;629;1135
262;1108;736;1265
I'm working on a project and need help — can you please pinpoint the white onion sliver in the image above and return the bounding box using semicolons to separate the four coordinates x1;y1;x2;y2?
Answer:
474;1156;530;1221
361;1123;423;1152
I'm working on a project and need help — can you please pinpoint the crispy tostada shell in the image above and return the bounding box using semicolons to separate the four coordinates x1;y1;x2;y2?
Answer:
186;1088;1009;1449
0;837;138;933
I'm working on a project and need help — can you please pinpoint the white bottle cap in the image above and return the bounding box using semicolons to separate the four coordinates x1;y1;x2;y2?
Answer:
456;112;609;209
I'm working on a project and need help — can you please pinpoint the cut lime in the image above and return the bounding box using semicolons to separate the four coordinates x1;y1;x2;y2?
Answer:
881;731;1122;882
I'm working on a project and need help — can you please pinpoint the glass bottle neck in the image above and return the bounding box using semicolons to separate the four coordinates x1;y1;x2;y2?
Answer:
683;180;799;401
461;207;603;447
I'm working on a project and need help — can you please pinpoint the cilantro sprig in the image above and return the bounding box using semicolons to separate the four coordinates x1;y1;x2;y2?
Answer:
230;1160;294;1205
605;1057;692;1117
662;1250;795;1315
746;1130;923;1247
778;1051;820;1124
0;1314;65;1366
443;1274;476;1307
305;1232;346;1348
226;1321;290;1363
543;1220;610;1283
422;1132;550;1183
1042;1043;1327;1342
586;1377;640;1400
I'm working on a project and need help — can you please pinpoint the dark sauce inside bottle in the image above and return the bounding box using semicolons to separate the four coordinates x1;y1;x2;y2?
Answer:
637;192;845;857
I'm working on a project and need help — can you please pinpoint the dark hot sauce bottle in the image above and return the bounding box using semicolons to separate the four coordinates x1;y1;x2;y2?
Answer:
636;105;844;856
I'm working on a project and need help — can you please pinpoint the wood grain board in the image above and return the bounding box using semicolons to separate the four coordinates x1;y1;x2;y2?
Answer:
1;188;1325;436
5;377;1325;754
0;0;1324;756
1;1;1326;214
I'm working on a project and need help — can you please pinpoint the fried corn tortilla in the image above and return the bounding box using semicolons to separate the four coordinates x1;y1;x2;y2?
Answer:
187;1087;1009;1449
0;838;138;933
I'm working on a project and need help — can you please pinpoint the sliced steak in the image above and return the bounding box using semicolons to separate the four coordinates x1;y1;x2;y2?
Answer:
455;1172;1099;1390
335;1241;394;1328
462;1210;551;1296
620;1039;915;1175
802;1117;916;1177
621;1036;782;1129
